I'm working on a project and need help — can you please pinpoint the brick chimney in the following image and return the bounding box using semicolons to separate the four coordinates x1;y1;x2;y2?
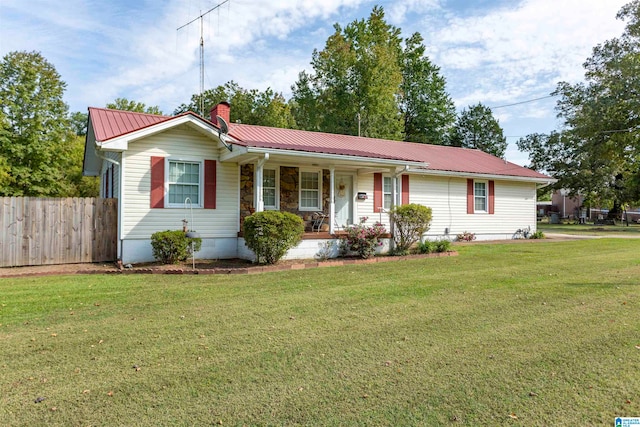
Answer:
210;101;230;126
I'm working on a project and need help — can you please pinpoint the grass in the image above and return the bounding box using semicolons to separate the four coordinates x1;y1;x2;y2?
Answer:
539;222;640;236
1;239;639;426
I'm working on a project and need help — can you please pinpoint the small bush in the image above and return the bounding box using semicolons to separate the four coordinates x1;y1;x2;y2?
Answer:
243;211;304;264
341;217;387;259
417;239;451;254
434;239;451;253
315;241;336;261
417;240;435;254
151;230;202;264
456;231;476;242
529;230;545;239
389;204;433;254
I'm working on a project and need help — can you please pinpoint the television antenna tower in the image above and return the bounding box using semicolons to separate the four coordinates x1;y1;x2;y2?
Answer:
177;0;230;116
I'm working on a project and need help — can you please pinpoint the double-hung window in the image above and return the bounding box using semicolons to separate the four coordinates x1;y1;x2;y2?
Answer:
263;168;278;210
474;181;487;213
168;160;201;206
299;169;321;211
383;176;393;210
383;176;401;210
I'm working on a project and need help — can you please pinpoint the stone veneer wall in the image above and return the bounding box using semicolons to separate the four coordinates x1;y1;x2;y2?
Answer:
239;165;331;227
239;164;254;221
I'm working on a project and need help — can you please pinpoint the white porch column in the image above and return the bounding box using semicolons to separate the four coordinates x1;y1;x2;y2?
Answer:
329;166;335;234
389;167;398;253
254;153;269;212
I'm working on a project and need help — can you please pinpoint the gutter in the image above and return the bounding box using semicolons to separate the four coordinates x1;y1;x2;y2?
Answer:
94;148;119;166
536;181;555;189
407;167;556;185
244;147;429;169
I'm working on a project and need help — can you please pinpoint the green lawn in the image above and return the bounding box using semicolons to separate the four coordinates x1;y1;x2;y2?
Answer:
539;222;640;236
1;239;639;426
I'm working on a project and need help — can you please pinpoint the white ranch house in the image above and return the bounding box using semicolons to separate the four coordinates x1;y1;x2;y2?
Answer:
83;103;554;263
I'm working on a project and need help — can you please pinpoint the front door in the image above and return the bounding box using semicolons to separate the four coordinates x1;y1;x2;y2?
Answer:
334;174;353;228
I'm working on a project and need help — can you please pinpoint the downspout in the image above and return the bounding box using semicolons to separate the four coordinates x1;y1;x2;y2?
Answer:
94;148;123;263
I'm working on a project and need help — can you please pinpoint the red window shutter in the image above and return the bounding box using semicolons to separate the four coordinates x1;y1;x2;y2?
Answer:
467;179;474;214
488;180;495;214
150;156;165;208
402;175;410;205
204;159;216;209
373;173;382;213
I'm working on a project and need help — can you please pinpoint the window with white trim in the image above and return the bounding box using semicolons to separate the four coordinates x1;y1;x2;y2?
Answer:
383;176;392;210
474;180;487;212
383;176;401;210
299;169;321;211
263;168;278;210
168;160;201;206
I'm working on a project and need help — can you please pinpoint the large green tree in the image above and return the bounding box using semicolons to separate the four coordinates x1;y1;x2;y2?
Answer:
291;6;455;143
0;51;75;196
400;33;456;145
174;81;295;128
292;6;404;140
106;98;163;115
450;103;507;157
69;111;88;136
518;1;640;213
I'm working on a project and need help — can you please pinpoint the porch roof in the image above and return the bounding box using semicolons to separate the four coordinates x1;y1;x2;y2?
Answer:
227;123;550;180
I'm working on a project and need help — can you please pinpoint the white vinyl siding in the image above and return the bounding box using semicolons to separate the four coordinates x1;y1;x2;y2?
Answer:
410;175;537;238
353;173;388;228
299;169;321;211
121;126;238;239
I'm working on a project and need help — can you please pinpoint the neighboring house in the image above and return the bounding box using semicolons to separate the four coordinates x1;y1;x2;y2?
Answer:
551;189;584;219
83;103;555;263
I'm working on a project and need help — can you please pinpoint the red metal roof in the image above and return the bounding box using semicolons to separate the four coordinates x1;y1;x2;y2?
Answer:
88;107;550;180
89;107;173;142
228;123;550;179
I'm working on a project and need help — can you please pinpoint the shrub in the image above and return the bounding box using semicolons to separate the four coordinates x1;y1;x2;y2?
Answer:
434;239;451;253
389;204;433;254
151;230;202;264
456;231;476;242
243;211;304;264
341;217;387;259
529;230;545;239
315;241;336;261
418;239;451;254
417;240;434;254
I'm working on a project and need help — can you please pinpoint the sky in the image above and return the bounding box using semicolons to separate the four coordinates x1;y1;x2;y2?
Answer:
0;0;630;165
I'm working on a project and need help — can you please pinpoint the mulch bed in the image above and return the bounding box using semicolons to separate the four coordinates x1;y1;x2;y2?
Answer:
0;252;458;278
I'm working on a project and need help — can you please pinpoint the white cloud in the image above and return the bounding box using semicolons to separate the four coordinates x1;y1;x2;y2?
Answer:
385;0;443;25
430;0;628;103
1;0;632;163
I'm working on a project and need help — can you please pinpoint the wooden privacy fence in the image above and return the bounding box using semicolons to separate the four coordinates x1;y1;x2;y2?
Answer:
0;197;117;267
